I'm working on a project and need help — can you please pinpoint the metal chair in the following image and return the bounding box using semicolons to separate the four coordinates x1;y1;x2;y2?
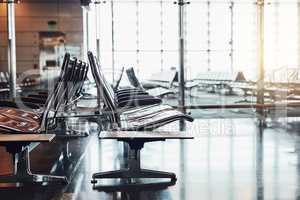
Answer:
88;51;194;131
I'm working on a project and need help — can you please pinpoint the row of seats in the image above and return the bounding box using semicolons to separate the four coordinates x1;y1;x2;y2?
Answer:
0;53;89;185
0;71;39;88
88;51;193;130
194;71;300;103
0;51;194;187
0;54;89;133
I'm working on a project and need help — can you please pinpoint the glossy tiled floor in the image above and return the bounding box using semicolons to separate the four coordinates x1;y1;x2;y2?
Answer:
1;118;300;200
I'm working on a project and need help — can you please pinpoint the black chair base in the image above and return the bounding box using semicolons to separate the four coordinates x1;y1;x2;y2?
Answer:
91;139;177;188
92;178;176;192
0;174;68;185
92;169;176;181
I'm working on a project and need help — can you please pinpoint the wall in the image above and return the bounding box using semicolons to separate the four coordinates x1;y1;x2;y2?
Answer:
0;0;83;73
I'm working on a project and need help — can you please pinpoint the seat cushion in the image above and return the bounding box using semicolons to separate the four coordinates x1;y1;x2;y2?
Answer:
117;96;162;108
116;91;149;99
117;94;159;102
120;105;194;131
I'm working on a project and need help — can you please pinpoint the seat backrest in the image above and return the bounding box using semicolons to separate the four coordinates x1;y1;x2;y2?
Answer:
113;67;124;91
149;70;177;83
64;60;89;104
126;67;144;90
52;57;78;111
42;53;71;108
74;62;89;97
88;51;119;124
62;59;81;105
49;59;85;124
40;53;80;131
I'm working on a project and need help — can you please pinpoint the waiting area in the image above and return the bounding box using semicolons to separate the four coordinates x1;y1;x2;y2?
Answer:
1;0;300;199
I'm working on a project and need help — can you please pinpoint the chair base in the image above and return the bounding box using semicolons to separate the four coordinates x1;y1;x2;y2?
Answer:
0;146;68;186
91;139;177;189
92;177;176;192
92;169;176;180
0;173;68;184
91;168;176;191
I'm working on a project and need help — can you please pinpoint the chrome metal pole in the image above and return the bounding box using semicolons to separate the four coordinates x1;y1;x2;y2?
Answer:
229;1;234;73
95;3;102;113
256;0;265;123
7;2;17;99
178;0;186;115
207;0;211;72
177;0;188;130
298;1;300;68
111;0;115;83
95;2;101;59
82;8;89;61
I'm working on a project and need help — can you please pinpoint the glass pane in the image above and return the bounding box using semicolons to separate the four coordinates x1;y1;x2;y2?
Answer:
114;2;136;51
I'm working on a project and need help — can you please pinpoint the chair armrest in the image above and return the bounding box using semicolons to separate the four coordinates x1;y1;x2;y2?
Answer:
117;94;159;102
117;88;146;94
117;97;162;108
117;91;149;99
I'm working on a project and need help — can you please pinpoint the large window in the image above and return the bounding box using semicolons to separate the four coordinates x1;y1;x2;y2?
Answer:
92;0;179;80
88;0;300;108
265;1;298;81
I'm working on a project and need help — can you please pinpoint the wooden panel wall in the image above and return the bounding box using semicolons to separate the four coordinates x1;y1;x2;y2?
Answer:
0;147;12;175
0;0;83;73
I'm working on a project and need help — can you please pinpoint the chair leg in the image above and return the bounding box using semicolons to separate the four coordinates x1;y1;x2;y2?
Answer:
0;147;68;185
139;169;176;180
91;168;176;185
92;169;127;179
91;144;177;185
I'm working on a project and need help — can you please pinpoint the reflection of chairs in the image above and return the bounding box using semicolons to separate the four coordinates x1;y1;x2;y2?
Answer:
88;51;193;131
113;67;124;91
0;53;86;133
141;69;178;89
24;60;88;109
0;53;85;185
89;58;162;109
126;67;175;97
0;71;39;100
1;55;88;115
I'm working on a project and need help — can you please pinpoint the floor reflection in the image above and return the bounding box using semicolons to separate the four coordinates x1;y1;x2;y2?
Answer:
1;118;300;199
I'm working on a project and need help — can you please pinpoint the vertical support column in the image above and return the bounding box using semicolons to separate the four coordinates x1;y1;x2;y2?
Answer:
7;2;17;99
256;0;265;124
95;4;102;114
95;2;101;59
160;0;164;72
135;0;140;75
298;1;300;68
274;0;279;70
111;0;115;83
176;0;189;130
229;1;234;73
207;0;211;72
82;8;89;62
